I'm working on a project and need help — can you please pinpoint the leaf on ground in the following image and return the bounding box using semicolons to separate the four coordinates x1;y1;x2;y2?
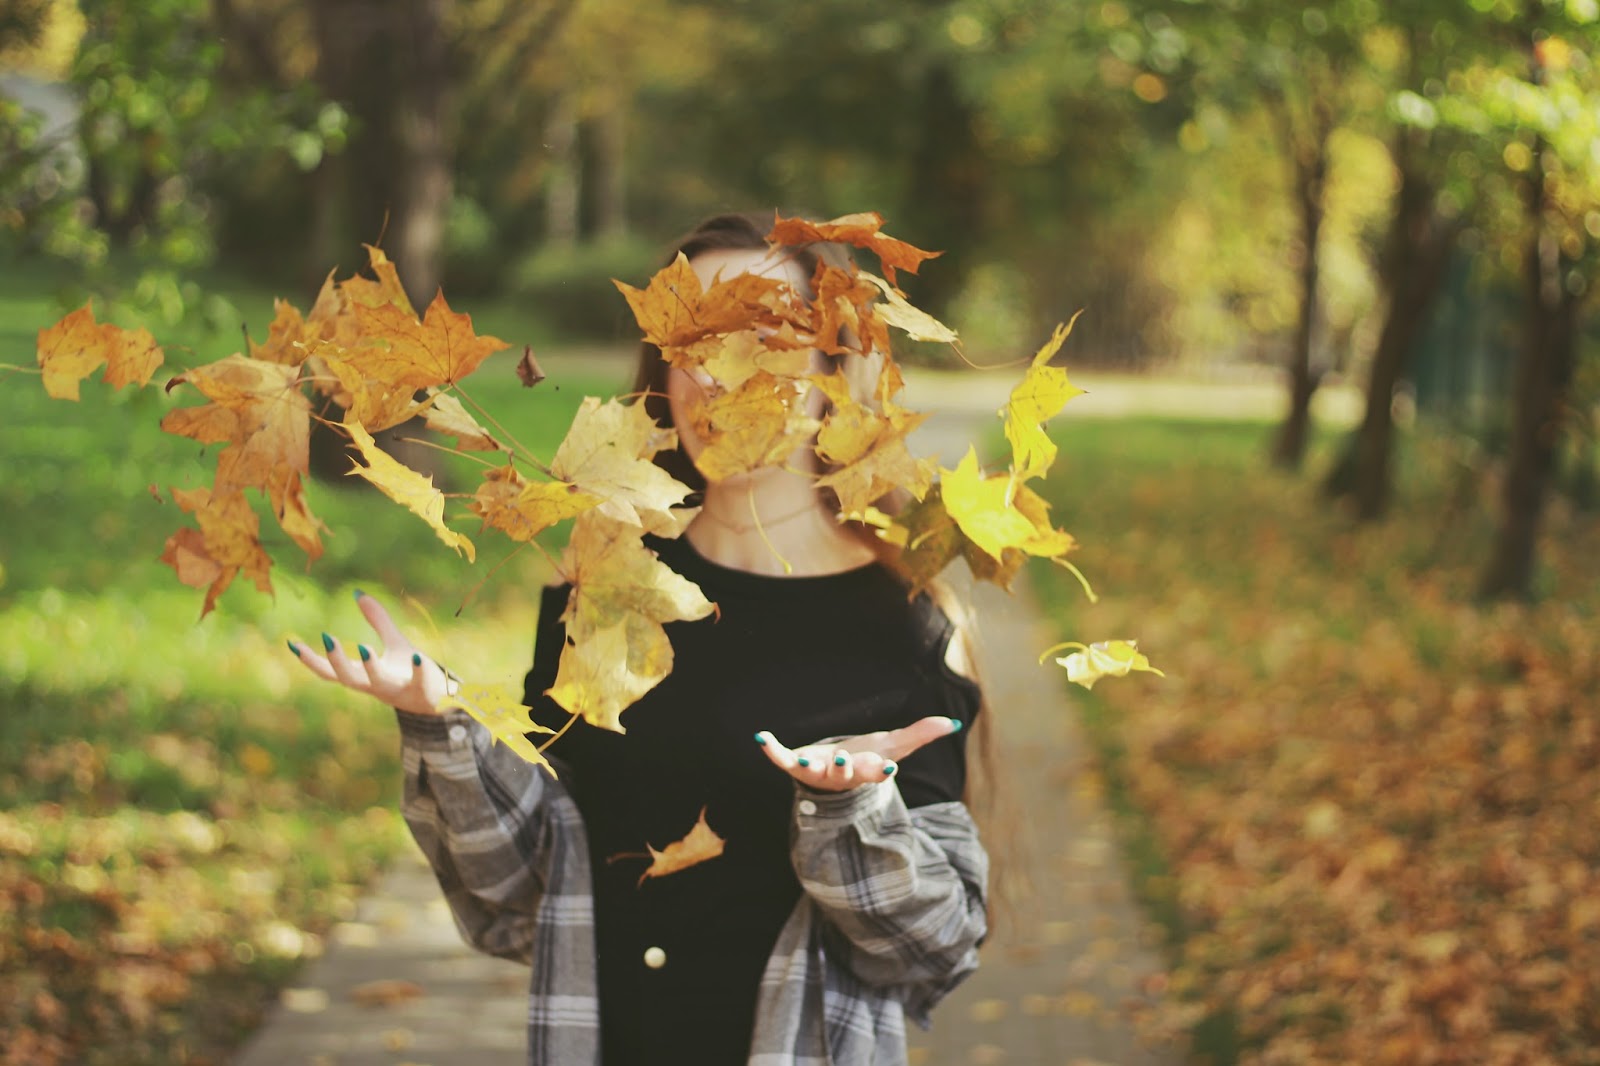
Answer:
353;291;509;390
343;419;475;561
768;211;941;288
349;979;426;1008
438;682;557;771
545;513;716;732
1005;317;1085;482
620;806;726;887
37;303;164;400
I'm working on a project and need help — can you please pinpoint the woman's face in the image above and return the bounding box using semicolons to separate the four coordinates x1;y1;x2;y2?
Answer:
667;247;827;473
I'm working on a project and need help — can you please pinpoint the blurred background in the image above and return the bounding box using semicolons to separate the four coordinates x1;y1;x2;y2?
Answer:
1;1;1596;1064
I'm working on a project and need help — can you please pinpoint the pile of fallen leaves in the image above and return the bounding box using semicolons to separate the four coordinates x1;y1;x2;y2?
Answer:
1034;423;1600;1066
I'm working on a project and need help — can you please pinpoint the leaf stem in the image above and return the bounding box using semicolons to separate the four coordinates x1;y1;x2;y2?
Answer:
398;435;503;470
536;708;582;753
453;539;532;618
451;384;554;478
1037;641;1088;665
1052;556;1099;604
0;364;42;374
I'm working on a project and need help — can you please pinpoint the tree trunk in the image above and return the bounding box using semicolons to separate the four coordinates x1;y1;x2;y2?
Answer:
543;92;579;250
902;62;985;321
1324;139;1458;519
391;0;453;309
1478;144;1579;600
593;107;627;241
1272;134;1327;471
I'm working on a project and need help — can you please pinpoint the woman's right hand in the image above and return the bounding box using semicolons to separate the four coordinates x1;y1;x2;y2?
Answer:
287;591;450;716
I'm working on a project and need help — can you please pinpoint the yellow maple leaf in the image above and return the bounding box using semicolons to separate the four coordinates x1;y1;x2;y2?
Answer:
549;397;695;535
690;371;821;484
162;355;312;491
469;462;600;541
353;291;509;390
812;370;933;513
1041;640;1164;690
859;272;959;343
318;348;424;431
340;245;416;316
1005;317;1085;482
36;303;164;400
940;447;1075;563
343;418;475;561
438;681;558;771
248;299;315;367
545;513;716;732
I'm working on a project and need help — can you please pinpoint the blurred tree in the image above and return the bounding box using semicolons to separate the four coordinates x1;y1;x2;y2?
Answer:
1160;0;1370;469
1456;0;1599;599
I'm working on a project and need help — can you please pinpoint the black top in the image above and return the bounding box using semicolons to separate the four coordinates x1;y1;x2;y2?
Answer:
523;533;981;1066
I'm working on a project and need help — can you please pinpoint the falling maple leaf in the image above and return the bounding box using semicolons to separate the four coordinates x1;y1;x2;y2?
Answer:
940;447;1076;564
516;346;545;387
610;806;727;887
548;397;696;536
545;513;716;732
1040;640;1164;689
469;462;601;542
859;272;959;344
36;303;164;400
352;291;509;390
768;211;942;288
688;371;822;484
438;681;558;772
343;418;476;561
812;369;933;514
159;487;274;618
1005;316;1086;482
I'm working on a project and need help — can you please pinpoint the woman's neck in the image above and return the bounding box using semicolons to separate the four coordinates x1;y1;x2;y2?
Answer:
685;467;877;577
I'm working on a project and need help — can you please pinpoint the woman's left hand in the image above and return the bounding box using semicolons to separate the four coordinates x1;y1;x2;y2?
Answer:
755;716;963;792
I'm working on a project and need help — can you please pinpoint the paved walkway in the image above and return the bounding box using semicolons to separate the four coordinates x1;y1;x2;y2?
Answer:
231;369;1186;1066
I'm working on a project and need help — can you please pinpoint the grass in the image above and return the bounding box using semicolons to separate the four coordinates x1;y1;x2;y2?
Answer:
1028;416;1600;1064
0;255;631;1065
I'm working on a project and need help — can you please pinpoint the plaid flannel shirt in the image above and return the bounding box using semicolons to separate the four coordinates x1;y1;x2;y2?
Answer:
397;707;989;1066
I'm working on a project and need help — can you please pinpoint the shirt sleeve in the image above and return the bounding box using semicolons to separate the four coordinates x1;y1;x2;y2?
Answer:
787;778;989;1026
397;583;572;965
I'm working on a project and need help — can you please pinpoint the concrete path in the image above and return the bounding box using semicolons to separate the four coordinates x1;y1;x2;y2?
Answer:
230;365;1186;1066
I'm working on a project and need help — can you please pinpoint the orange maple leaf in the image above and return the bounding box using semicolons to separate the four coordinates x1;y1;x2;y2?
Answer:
609;806;727;887
36;303;164;400
352;291;509;390
768;211;942;288
159;487;274;618
469;462;600;542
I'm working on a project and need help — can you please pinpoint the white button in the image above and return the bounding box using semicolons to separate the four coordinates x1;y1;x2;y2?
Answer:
797;800;818;816
643;946;666;969
448;725;468;743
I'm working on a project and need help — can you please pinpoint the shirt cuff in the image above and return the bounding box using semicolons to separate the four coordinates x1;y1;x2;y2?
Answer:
394;707;478;754
793;776;897;828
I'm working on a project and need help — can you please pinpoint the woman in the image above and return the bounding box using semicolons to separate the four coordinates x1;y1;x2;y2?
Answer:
290;213;989;1065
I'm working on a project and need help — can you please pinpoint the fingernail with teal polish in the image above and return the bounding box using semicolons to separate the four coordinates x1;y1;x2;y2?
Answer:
883;761;897;776
412;653;423;667
353;588;366;601
833;753;848;767
321;632;335;652
948;717;963;732
754;733;768;746
286;640;298;655
358;644;372;662
797;756;810;768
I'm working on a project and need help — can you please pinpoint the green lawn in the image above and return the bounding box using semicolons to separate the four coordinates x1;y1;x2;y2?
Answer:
0;257;629;1065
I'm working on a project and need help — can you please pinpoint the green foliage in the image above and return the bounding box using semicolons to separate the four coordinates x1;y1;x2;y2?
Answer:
512;235;661;341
